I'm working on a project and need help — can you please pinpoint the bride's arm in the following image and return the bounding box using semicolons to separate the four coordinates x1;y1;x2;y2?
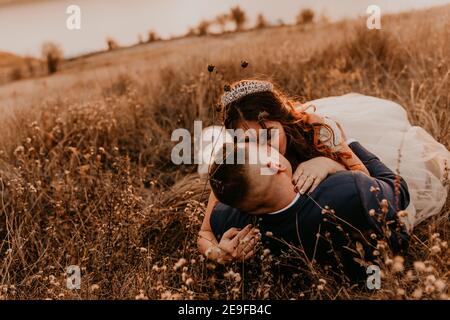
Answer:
198;191;220;259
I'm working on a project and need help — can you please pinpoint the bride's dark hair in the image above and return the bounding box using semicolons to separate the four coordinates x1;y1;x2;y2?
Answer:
221;80;342;168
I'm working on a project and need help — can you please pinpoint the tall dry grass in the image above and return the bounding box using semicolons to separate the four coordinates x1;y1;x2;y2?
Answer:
0;7;449;299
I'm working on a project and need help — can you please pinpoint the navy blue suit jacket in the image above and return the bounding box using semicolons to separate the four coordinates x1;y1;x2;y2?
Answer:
210;142;410;278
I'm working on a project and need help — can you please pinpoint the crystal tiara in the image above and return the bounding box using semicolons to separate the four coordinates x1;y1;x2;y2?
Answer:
220;80;274;106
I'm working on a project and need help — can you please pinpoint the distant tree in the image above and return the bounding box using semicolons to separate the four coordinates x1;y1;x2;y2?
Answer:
215;13;229;33
229;6;247;31
255;13;268;29
41;42;63;74
148;31;160;42
296;8;315;25
197;20;212;36
186;27;197;37
9;66;23;81
106;37;120;51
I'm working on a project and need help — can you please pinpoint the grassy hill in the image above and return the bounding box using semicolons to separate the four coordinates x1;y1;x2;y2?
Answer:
0;51;42;85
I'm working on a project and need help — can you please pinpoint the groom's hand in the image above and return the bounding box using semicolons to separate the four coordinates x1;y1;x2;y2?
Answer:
215;225;260;264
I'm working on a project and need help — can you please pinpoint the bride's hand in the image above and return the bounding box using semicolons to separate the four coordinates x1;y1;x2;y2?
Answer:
292;157;345;194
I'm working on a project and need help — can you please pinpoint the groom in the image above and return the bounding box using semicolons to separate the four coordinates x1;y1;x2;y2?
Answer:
208;140;410;280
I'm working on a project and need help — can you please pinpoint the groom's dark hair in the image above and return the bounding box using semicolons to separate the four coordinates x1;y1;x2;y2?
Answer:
208;143;251;209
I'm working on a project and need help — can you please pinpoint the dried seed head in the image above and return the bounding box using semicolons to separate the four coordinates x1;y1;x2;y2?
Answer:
135;290;148;300
397;210;408;218
396;288;405;296
173;258;188;271
430;245;441;255
431;233;440;241
392;256;404;273
413;261;426;273
425;274;436;285
412;288;422;299
425;285;435;294
434;279;446;292
90;284;100;292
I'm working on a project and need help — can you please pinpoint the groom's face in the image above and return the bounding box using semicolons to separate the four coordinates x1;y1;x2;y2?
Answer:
238;142;293;213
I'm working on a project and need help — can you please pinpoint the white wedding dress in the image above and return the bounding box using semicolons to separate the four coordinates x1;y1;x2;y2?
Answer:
198;94;450;231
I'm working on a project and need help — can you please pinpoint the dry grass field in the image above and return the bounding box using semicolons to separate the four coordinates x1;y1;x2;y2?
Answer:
0;5;449;299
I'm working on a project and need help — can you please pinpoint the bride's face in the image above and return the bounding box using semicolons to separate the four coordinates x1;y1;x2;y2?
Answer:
236;120;287;156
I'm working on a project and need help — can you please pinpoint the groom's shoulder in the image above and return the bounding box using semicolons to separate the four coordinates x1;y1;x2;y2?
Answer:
323;170;358;185
318;170;366;198
308;170;372;215
301;171;365;226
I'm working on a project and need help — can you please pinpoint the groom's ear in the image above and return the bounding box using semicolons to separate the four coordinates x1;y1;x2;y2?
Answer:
266;161;287;174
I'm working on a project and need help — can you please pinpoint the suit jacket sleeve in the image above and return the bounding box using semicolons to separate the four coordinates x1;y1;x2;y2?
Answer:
210;203;254;241
348;141;410;212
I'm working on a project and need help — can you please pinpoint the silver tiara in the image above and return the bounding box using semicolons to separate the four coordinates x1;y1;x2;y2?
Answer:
221;80;274;106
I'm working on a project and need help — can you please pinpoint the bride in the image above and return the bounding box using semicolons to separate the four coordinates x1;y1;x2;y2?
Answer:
197;79;449;263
